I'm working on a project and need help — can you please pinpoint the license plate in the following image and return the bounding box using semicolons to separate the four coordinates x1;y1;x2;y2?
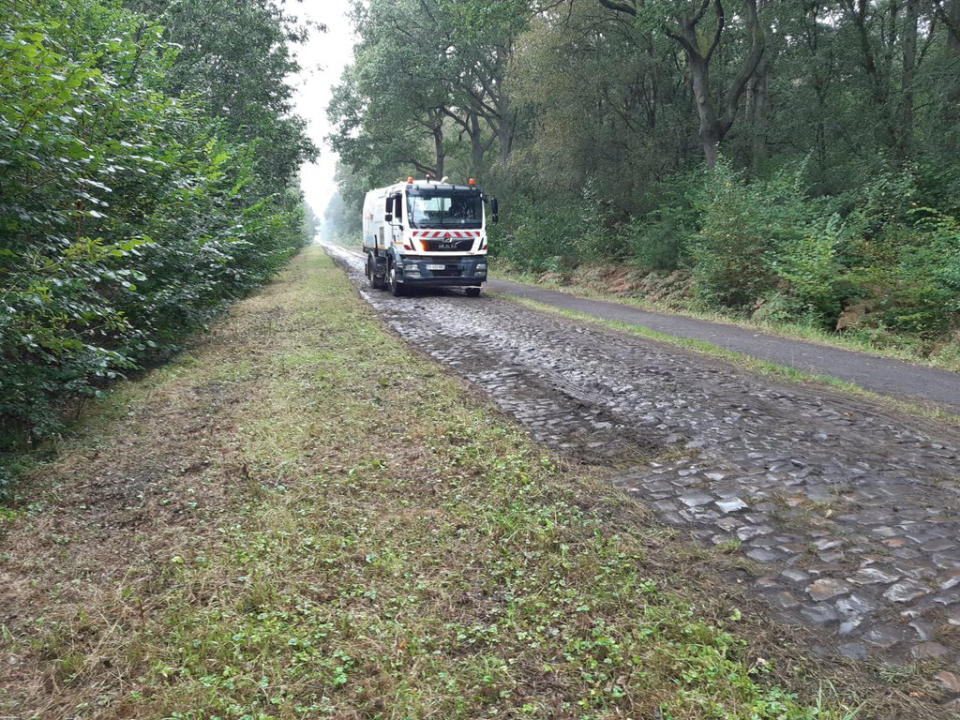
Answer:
426;264;445;270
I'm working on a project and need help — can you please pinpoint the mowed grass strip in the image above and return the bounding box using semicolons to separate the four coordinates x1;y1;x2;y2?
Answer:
3;248;879;719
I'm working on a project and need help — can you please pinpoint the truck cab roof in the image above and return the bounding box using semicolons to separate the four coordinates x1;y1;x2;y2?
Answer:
370;180;480;195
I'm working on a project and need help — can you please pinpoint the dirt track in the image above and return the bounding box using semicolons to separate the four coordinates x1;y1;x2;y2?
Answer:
327;245;960;701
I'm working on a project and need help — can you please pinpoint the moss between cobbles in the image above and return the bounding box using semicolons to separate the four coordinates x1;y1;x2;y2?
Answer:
4;248;929;719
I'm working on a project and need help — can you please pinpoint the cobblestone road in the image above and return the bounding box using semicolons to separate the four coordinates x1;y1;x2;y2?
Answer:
486;278;960;414
328;246;960;705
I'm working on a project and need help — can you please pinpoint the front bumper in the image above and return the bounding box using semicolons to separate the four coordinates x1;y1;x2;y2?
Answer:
396;256;487;286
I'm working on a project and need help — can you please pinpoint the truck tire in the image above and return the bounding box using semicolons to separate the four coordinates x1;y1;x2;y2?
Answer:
388;262;405;297
367;255;386;290
465;287;481;298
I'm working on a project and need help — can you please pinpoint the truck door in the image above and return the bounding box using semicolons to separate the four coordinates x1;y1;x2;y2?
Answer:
387;194;403;247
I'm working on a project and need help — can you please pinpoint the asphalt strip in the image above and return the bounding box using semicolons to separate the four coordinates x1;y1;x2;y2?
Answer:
486;277;960;416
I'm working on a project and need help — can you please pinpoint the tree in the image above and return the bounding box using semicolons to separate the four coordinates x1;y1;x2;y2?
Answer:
328;0;530;184
126;0;318;183
437;0;530;169
509;0;689;208
328;0;456;180
599;0;766;169
932;0;960;105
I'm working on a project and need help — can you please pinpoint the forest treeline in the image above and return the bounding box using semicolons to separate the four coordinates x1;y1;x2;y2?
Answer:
0;0;316;483
327;0;960;358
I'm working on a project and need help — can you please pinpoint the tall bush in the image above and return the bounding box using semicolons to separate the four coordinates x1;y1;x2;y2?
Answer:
859;210;960;337
625;169;707;273
690;165;784;309
497;182;627;273
0;1;310;471
497;195;583;273
765;213;845;324
691;163;843;319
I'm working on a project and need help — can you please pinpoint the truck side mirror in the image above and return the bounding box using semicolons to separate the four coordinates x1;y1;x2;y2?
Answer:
385;212;393;222
491;197;500;224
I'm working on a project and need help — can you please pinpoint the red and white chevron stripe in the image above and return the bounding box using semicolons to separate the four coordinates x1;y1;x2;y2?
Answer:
410;230;481;239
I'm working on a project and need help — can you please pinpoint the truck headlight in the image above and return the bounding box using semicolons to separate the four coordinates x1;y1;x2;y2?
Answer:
476;263;487;270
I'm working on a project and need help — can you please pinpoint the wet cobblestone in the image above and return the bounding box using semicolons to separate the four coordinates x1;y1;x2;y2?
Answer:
330;247;960;700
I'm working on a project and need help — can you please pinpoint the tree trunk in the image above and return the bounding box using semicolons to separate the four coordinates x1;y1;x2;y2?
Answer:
681;1;764;170
495;54;517;166
498;111;517;166
599;0;765;170
746;0;771;174
843;0;898;150
432;113;445;178
899;0;919;157
469;112;485;176
746;67;768;174
691;55;721;169
952;0;960;52
949;0;960;104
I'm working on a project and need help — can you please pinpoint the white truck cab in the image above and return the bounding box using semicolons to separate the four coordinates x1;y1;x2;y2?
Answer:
362;177;498;297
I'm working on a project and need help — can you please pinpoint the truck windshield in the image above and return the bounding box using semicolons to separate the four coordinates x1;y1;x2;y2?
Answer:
407;192;482;229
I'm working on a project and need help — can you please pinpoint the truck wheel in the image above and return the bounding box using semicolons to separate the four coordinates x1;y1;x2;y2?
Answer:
389;262;405;297
367;255;387;290
465;287;481;298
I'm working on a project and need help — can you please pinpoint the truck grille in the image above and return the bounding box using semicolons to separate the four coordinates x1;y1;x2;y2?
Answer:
421;239;474;252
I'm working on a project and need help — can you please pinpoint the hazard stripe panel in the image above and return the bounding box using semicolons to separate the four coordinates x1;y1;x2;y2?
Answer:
409;230;482;239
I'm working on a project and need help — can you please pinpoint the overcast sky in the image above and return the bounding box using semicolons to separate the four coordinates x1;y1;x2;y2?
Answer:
290;0;356;218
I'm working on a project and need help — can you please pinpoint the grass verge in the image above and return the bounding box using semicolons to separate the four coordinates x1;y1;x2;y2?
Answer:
0;248;938;719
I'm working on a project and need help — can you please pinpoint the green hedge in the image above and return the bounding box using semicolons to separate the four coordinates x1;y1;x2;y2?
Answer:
0;0;309;484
